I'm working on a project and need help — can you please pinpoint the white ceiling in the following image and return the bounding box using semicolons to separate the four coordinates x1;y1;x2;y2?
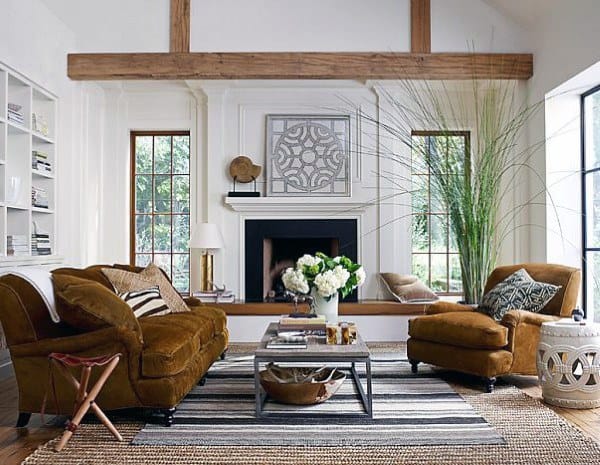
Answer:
482;0;559;27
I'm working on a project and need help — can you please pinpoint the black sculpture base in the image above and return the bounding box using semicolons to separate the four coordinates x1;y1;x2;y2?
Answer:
228;191;260;197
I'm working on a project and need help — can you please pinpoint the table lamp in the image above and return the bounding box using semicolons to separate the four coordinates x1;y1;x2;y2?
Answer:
189;223;225;292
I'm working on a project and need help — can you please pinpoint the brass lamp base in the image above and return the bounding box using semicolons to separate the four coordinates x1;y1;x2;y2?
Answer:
200;253;214;292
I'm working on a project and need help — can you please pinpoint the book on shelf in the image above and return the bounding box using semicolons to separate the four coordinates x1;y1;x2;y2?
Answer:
31;222;52;256
32;151;52;173
31;186;49;208
8;103;25;124
192;290;236;303
7;234;29;256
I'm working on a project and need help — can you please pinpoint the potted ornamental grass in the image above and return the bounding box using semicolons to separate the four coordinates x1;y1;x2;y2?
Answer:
282;252;366;323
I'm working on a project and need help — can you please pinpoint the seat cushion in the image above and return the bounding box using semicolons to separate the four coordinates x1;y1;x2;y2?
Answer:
139;306;227;378
409;311;508;350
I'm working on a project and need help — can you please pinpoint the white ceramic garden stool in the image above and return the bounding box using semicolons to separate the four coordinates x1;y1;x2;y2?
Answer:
536;319;600;409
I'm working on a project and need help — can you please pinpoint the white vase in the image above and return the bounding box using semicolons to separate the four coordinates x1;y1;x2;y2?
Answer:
6;176;21;204
311;289;339;324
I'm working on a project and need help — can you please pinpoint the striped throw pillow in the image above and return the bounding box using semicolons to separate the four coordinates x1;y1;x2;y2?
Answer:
119;286;170;318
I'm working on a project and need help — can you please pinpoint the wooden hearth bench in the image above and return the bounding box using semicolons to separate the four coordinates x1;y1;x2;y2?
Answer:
212;300;429;316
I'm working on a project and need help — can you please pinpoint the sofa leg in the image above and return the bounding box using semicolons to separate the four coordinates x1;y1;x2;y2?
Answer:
16;412;31;428
409;359;420;374
220;349;227;360
161;408;176;427
198;376;206;386
484;377;497;393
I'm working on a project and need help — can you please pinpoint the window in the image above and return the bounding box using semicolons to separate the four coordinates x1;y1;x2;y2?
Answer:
582;85;600;319
411;132;469;294
130;131;191;293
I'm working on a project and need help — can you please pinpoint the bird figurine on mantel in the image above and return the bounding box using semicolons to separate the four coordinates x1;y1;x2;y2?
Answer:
228;155;261;197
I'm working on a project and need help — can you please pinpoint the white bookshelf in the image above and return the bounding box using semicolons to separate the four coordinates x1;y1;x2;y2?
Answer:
0;62;57;263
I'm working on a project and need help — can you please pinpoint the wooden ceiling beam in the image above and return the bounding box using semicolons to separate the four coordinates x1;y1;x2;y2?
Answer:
67;52;533;81
411;0;431;53
170;0;190;53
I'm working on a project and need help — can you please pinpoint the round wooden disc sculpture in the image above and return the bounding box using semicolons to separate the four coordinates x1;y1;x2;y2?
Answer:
260;363;346;405
229;156;261;183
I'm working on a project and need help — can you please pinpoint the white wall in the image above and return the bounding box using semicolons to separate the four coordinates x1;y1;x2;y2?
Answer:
192;0;410;52
524;0;600;263
0;0;98;266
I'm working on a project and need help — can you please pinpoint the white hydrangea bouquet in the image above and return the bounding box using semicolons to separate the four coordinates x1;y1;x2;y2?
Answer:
281;252;365;322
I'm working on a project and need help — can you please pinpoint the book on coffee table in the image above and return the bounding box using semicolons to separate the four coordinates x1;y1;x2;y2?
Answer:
266;334;308;350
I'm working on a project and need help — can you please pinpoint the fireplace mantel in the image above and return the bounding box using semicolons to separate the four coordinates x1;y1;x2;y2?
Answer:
224;196;369;213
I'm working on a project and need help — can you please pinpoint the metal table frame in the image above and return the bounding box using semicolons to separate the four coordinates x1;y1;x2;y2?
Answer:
253;331;373;419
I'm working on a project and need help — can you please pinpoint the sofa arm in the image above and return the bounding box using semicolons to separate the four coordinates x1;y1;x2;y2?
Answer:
500;310;560;374
426;301;476;315
10;326;143;359
501;310;559;329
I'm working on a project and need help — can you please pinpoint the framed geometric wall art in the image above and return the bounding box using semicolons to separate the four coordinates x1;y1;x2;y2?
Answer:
266;115;351;197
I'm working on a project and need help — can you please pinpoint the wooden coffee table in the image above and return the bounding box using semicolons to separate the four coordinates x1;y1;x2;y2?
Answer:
253;322;373;418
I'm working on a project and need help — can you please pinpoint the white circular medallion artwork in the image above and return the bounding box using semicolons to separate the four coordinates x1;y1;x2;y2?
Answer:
267;115;351;196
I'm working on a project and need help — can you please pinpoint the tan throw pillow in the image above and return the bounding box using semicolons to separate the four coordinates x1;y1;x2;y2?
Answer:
52;274;143;342
102;263;189;314
379;273;439;303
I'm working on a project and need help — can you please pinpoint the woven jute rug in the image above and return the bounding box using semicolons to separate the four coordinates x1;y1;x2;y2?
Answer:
21;343;600;464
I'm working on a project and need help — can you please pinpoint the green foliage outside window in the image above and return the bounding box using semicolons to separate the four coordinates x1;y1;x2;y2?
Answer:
132;133;191;293
411;134;466;294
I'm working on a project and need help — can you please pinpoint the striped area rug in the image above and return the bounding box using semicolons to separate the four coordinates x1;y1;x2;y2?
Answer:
133;354;505;446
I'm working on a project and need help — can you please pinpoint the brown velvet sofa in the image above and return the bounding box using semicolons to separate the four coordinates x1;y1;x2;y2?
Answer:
0;264;228;427
407;263;581;392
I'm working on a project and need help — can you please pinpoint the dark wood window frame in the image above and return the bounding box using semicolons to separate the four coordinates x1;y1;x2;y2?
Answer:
581;84;600;318
411;130;471;296
130;130;191;293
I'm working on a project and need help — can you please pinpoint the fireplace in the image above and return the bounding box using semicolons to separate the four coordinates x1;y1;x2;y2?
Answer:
245;219;358;302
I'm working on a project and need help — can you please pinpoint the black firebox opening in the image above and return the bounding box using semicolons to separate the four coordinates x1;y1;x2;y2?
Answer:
244;219;358;303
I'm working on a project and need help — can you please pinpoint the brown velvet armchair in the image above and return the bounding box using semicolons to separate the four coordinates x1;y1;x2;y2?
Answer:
407;263;581;392
0;265;229;427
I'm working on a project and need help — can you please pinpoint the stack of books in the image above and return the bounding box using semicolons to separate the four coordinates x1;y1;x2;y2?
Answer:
32;151;52;173
7;235;28;256
278;314;326;336
192;289;235;303
31;232;51;256
31;186;49;208
7;103;24;125
31;112;49;136
266;332;308;349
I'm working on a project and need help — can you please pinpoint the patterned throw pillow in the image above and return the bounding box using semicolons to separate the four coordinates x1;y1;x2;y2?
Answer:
102;264;189;314
120;286;170;318
478;268;561;321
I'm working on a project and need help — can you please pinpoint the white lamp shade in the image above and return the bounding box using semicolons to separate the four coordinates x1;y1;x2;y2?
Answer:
189;223;225;250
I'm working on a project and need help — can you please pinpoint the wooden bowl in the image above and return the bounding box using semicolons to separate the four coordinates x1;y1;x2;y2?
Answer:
259;364;346;405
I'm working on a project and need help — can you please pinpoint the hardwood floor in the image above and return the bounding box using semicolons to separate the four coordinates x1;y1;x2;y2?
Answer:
0;376;63;465
2;350;600;465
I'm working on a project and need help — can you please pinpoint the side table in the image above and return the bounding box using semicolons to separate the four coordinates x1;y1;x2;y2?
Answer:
536;320;600;409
